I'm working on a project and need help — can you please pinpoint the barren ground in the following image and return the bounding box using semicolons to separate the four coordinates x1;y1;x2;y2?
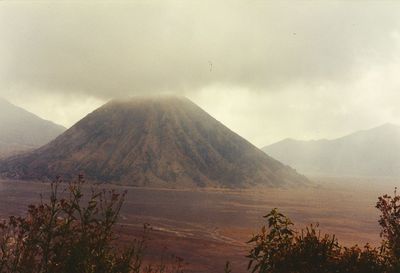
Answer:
0;176;397;272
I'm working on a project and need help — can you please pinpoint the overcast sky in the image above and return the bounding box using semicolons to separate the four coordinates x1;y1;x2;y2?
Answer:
1;1;400;147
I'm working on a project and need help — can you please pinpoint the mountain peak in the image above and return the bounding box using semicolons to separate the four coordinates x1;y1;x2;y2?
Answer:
263;123;400;177
0;97;308;188
0;99;66;158
92;95;191;114
108;94;188;103
371;123;399;131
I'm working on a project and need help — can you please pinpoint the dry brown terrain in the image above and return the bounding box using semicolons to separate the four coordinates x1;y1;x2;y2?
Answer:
0;176;397;272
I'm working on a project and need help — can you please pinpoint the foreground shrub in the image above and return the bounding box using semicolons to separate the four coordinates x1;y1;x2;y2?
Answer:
0;176;182;273
376;188;400;271
246;189;400;273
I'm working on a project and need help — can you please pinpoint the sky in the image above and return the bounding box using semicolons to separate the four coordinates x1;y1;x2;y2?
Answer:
1;1;400;147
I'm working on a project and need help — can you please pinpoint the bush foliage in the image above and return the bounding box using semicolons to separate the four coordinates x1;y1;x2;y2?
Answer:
246;189;400;273
0;175;182;273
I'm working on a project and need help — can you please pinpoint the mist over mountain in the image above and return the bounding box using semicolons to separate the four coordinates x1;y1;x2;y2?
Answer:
0;98;66;158
262;123;400;177
0;96;308;188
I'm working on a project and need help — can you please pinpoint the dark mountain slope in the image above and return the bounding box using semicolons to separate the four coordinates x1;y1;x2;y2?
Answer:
0;96;308;187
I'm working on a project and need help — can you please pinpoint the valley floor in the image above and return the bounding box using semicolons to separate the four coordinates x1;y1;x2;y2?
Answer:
0;176;397;273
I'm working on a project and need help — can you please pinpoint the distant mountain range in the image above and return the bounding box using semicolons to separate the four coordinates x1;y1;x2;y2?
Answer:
262;123;400;177
0;96;308;188
0;98;66;158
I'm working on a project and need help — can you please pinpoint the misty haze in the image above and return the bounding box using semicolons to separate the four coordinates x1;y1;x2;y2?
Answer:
0;1;400;273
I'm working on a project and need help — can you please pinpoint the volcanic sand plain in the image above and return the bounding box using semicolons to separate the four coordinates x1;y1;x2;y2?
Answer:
0;176;397;272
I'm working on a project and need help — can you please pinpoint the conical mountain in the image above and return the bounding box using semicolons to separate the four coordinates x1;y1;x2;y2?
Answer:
0;98;66;158
0;96;308;187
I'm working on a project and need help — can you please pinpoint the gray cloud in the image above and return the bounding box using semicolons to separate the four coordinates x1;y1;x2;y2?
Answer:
1;1;400;96
2;1;400;146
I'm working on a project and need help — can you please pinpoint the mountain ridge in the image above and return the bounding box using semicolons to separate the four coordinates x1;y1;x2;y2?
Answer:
0;98;66;158
262;123;400;177
0;96;308;188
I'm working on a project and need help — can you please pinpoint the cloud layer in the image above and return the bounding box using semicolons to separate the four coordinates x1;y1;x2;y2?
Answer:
1;1;400;146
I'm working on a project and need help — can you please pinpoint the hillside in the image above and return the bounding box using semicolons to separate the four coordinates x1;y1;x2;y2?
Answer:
0;98;66;158
262;123;400;177
0;96;308;187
